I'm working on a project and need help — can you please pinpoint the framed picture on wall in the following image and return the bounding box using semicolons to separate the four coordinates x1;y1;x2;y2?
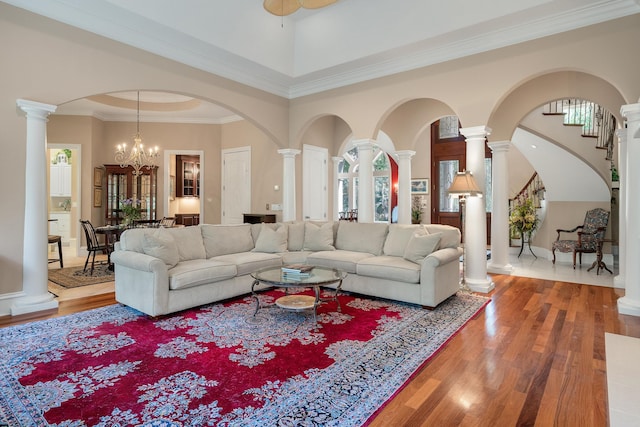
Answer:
93;187;102;207
410;179;429;194
93;167;104;187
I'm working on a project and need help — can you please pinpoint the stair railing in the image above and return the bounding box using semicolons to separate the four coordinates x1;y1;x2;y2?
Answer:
543;98;617;161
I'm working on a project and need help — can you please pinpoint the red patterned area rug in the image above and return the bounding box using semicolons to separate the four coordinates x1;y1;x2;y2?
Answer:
0;289;488;426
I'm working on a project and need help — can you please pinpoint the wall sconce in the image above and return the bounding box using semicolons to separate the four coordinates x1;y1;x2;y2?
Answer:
393;182;398;194
274;184;280;191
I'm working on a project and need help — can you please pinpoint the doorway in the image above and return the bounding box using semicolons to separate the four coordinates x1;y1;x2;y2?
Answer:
430;119;492;243
47;143;82;257
163;150;204;225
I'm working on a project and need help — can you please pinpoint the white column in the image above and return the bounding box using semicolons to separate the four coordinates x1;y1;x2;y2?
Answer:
487;141;513;274
396;150;415;224
618;102;640;316
278;149;300;222
614;129;626;289
355;139;375;223
460;126;494;293
332;156;342;221
12;99;59;316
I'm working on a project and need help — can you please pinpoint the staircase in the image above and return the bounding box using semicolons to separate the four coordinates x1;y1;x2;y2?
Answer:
542;98;617;162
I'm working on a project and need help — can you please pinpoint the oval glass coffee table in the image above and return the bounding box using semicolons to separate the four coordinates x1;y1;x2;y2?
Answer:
250;265;346;325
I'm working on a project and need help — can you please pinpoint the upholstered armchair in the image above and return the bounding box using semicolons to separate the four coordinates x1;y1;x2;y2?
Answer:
551;208;609;269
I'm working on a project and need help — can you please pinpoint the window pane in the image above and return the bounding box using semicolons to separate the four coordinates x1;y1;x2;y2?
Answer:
373;151;389;171
338;178;349;212
485;158;492;213
439;160;459;212
374;176;390;222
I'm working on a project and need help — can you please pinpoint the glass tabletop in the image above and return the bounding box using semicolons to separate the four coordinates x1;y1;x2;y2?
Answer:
251;265;346;287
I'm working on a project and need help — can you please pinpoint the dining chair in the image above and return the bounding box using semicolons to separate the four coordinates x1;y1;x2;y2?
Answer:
159;217;176;227
80;220;111;275
47;234;64;268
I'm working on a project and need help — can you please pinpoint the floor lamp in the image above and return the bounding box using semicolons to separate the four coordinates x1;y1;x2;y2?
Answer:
447;170;483;292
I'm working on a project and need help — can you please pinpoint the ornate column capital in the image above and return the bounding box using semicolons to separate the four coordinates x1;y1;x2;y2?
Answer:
487;140;511;153
460;126;492;140
16;99;57;120
395;150;416;159
277;148;301;158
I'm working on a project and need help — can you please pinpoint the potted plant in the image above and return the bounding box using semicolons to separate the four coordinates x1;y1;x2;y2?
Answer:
509;198;539;241
120;198;142;227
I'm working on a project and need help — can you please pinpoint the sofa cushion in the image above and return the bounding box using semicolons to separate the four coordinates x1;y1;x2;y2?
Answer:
335;222;388;256
286;222;305;251
168;259;237;290
141;231;179;268
202;224;254;258
253;223;288;253
212;252;282;276
357;255;421;284
303;222;335;251
306;250;374;274
424;224;460;249
383;224;425;257
403;232;442;264
164;226;207;261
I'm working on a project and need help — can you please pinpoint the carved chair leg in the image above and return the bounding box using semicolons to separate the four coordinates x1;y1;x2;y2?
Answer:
552;248;556;264
572;251;577;269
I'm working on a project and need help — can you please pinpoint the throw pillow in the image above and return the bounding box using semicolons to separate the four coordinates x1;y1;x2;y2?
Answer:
141;232;180;268
253;223;288;253
403;232;442;264
383;224;425;257
303;222;335;251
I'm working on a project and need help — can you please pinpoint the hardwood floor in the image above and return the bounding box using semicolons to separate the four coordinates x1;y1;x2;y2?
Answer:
2;274;639;425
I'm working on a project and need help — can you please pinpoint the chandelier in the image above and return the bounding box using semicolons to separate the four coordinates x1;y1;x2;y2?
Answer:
115;91;159;177
263;0;337;16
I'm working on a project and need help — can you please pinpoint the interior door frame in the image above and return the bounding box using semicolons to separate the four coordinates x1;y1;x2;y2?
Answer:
47;143;82;257
221;146;251;224
302;144;328;221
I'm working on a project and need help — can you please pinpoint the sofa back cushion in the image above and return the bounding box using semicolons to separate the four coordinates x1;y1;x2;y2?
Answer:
120;226;206;262
286;221;306;251
335;222;388;256
202;224;254;258
164;226;207;261
424;224;461;249
383;224;425;257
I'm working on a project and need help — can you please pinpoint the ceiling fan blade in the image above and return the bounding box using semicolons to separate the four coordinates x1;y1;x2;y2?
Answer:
263;0;301;16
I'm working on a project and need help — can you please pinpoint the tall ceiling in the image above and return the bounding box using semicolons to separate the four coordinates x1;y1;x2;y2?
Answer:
4;0;639;100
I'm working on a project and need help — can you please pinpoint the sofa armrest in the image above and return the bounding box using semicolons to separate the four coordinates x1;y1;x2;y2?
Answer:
423;247;462;267
111;250;166;273
419;246;463;308
111;250;170;316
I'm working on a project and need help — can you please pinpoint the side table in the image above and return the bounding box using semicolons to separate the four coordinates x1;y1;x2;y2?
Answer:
587;238;613;275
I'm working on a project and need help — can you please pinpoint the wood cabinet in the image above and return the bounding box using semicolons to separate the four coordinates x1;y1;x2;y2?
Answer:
49;212;70;242
243;213;276;224
175;213;199;226
104;164;157;224
50;163;72;197
176;155;200;197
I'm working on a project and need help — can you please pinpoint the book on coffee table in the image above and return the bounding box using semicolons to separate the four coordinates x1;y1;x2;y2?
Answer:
281;264;314;274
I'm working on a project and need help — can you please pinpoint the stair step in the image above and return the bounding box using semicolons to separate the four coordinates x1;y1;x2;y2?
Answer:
564;123;584;127
542;112;566;116
582;134;597;138
595;146;608;150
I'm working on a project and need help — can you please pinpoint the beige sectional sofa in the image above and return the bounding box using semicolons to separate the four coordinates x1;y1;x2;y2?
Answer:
111;221;463;316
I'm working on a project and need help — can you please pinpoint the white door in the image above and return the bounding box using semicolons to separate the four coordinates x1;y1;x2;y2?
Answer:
222;147;251;224
302;144;328;221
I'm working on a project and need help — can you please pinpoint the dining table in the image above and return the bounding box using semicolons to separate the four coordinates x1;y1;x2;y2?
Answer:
94;225;125;270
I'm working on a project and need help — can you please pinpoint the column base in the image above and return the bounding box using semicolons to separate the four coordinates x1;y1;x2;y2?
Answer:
618;296;640;317
10;293;58;316
614;275;625;289
466;276;495;293
487;262;513;275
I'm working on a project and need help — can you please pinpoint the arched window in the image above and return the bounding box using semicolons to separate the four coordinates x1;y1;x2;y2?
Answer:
337;146;391;222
